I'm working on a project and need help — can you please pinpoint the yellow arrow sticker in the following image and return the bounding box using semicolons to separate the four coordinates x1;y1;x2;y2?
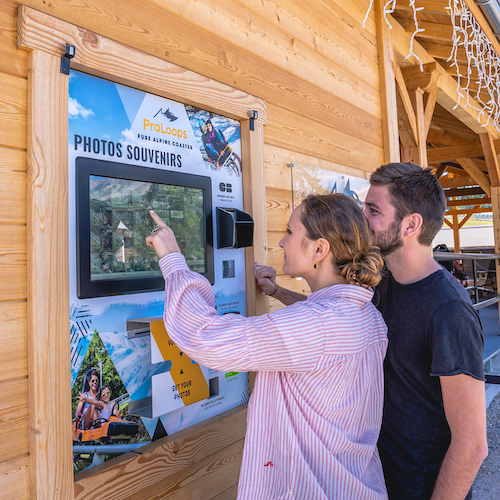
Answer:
150;319;209;406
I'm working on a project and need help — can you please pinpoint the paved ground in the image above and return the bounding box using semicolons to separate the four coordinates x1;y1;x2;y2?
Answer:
472;391;500;499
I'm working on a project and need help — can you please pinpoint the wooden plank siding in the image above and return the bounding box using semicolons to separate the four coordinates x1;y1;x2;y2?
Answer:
0;0;388;498
0;1;26;78
73;405;248;500
0;1;29;497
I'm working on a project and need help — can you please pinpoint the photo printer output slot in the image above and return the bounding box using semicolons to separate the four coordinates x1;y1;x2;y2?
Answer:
216;207;254;249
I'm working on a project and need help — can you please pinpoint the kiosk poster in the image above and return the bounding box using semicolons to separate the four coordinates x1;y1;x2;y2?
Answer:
69;71;249;473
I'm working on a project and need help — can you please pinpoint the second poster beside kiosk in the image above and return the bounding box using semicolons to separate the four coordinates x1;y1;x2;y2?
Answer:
69;71;249;472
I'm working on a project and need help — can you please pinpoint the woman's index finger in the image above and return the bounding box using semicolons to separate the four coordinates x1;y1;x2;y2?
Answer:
149;210;168;228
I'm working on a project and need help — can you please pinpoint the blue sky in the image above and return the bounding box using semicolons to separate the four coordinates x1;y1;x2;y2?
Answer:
68;70;142;144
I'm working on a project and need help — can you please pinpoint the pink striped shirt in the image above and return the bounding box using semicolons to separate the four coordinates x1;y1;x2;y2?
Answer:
160;254;388;499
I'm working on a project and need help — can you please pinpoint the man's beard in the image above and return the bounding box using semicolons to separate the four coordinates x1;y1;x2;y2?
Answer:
373;219;403;257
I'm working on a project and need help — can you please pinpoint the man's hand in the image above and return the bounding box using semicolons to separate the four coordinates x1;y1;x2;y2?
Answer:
253;262;277;295
145;210;181;260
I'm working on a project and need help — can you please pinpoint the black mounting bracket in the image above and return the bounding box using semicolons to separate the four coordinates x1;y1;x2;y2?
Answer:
247;110;258;131
60;43;76;75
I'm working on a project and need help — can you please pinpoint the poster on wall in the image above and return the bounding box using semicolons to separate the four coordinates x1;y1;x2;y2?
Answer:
291;164;370;208
69;71;249;473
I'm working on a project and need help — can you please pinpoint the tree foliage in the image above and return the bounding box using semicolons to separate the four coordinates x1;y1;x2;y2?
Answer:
71;330;127;416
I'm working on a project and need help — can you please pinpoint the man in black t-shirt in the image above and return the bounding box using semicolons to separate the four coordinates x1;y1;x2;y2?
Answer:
364;163;486;499
253;162;488;499
373;268;484;499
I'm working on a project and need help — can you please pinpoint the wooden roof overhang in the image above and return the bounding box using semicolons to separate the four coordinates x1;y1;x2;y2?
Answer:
375;0;500;251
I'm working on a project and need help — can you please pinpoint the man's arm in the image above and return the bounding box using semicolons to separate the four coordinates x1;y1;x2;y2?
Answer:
252;262;306;306
431;374;488;499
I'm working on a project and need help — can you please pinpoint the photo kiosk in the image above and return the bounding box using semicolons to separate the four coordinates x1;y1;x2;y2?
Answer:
76;158;214;298
69;70;253;472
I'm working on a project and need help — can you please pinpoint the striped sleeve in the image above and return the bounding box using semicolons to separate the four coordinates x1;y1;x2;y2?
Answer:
160;253;326;373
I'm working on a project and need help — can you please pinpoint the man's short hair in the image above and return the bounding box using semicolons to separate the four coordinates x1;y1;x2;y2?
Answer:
370;162;446;246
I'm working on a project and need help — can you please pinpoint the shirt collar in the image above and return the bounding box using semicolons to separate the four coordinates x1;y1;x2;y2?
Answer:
307;284;374;305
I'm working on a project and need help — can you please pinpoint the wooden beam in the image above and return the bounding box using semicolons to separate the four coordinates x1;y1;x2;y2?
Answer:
440;60;479;80
405;21;454;42
434;163;448;178
439;175;476;188
427;127;477;146
401;62;441;92
443;217;453;228
375;0;400;163
457;158;491;196
452;213;460;251
444;186;486;197
456;158;491;195
26;49;73;499
459;213;474;229
446;196;490;207
424;86;439;137
479;132;500;187
242;120;268;317
446;206;493;215
445;166;473;177
395;59;418;146
410;88;428;167
396;0;450;14
427;143;485;163
396;90;418;148
419;42;465;63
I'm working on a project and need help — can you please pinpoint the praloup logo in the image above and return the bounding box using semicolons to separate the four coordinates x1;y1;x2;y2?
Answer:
143;108;188;139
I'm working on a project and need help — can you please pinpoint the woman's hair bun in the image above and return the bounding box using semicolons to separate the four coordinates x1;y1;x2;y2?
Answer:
340;246;384;288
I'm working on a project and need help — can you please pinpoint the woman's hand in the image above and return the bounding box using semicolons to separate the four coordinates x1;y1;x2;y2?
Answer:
145;210;181;260
78;392;89;403
253;262;277;295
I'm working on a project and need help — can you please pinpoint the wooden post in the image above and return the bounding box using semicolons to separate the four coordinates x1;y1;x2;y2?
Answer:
26;49;73;499
480;133;500;322
491;187;500;311
410;88;428;168
242;120;268;318
452;213;460;252
375;0;400;163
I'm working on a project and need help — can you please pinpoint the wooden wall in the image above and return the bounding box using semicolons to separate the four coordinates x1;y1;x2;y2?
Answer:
0;0;383;498
0;1;30;498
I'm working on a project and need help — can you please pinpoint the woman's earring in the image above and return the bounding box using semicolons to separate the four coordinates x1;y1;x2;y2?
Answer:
314;258;317;269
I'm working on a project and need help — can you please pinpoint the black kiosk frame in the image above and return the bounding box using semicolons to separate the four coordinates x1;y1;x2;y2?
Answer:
76;157;214;298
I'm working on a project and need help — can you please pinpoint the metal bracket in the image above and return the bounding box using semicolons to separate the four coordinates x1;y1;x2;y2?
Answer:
247;110;258;131
60;43;76;75
287;162;296;210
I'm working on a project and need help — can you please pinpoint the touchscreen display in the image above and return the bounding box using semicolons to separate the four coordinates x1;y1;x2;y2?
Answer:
89;175;206;281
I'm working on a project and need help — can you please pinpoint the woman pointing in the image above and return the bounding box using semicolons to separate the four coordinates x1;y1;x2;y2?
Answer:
146;193;388;500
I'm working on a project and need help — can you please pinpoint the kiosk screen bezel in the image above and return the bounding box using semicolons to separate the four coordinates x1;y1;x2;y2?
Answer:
76;157;213;298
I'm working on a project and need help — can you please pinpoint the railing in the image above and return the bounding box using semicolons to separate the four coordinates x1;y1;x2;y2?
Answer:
433;251;500;310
